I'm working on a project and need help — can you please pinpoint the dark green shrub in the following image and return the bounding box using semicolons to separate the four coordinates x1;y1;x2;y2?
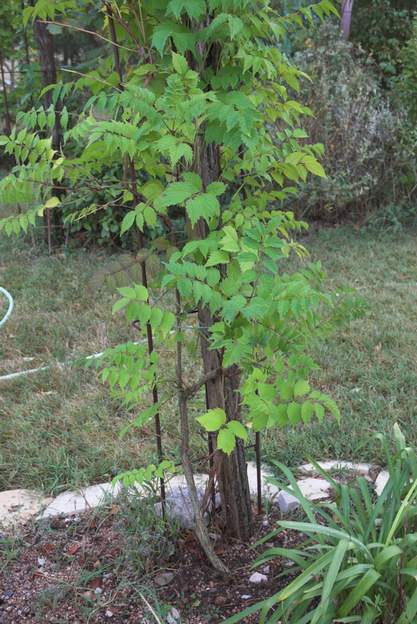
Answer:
289;23;416;222
351;0;415;87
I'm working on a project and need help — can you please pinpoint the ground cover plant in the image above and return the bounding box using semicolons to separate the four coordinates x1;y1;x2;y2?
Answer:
227;426;417;623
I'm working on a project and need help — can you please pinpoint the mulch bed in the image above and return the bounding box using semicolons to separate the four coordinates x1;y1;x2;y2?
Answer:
0;506;299;624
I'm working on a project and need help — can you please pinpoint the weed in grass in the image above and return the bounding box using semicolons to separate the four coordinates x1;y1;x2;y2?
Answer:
0;534;23;570
115;493;180;576
32;585;72;616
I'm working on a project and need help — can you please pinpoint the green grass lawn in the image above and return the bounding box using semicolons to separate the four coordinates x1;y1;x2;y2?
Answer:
1;226;417;494
263;226;417;467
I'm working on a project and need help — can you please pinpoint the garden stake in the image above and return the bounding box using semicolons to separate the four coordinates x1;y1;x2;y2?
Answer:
255;432;262;514
105;0;166;509
205;382;217;512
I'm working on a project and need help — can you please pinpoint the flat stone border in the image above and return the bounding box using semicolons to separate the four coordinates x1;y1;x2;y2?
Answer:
298;460;373;476
0;490;52;530
0;460;390;532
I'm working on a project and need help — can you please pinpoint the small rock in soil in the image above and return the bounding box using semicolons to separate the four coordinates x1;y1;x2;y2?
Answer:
249;572;268;584
375;470;389;496
166;607;181;623
154;571;175;587
170;607;180;619
277;490;300;514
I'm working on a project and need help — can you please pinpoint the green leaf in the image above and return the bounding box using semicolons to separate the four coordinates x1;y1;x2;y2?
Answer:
157;182;198;209
112;298;129;314
144;205;157;226
197;408;226;432
301;401;314;423
294;380;311;397
220;226;240;253
227;420;249;441
217;428;236;455
152;22;175;56
252;411;269;432
269;404;288;427
44;196;60;209
287;402;301;424
314;403;325;421
61;107;69;130
207;181;226;196
303;155;326;178
338;568;381;617
223;294;246;323
167;0;206;20
186;193;220;227
374;545;402;571
206;250;229;267
121;210;136;235
278;380;293;401
314;539;349;622
172;52;189;74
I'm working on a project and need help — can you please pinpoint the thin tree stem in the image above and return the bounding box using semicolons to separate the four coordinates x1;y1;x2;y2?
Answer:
175;290;229;575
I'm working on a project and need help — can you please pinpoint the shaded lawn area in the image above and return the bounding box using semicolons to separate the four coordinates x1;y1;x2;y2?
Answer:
1;226;417;494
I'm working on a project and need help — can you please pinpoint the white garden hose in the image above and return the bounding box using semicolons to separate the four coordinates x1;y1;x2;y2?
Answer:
0;287;14;329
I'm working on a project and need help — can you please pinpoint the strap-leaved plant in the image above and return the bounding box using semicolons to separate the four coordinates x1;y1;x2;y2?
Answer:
0;0;355;573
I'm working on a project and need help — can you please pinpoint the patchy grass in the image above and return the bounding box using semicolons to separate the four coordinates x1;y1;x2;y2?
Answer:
1;226;417;493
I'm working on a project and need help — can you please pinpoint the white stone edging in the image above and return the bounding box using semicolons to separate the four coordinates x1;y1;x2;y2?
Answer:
0;460;388;532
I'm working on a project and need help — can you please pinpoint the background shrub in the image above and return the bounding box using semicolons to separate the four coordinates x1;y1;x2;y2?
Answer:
288;23;417;222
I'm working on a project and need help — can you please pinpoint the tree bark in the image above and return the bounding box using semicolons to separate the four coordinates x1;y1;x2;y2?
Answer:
341;0;354;40
195;140;253;541
0;55;12;136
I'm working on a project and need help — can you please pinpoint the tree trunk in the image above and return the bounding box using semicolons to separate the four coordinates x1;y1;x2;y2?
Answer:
341;0;354;40
0;55;12;136
195;140;253;541
33;18;63;250
218;367;253;541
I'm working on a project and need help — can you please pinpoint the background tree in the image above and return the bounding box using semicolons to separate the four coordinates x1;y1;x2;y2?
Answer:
341;0;354;39
0;1;21;135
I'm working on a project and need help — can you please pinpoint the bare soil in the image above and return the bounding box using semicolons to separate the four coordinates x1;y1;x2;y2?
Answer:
0;507;297;624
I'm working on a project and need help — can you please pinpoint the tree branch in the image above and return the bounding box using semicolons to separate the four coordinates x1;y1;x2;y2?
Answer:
183;368;222;399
